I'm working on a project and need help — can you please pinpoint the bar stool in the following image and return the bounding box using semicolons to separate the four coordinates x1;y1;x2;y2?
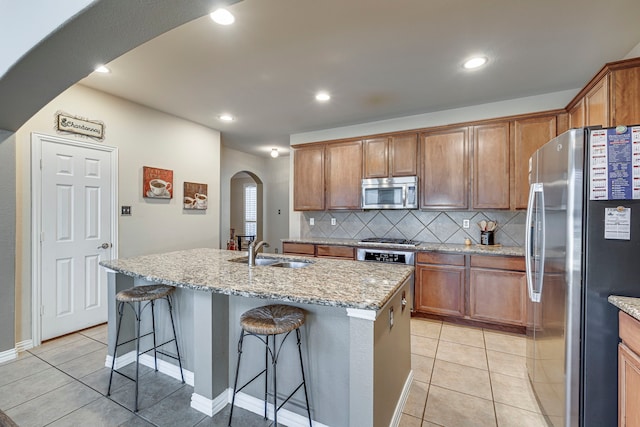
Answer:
229;304;312;427
107;284;184;412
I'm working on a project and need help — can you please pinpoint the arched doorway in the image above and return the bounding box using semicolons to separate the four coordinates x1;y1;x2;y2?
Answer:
228;171;263;250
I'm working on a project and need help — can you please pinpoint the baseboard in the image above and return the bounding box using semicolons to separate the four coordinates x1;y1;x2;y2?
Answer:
190;390;229;417
0;347;17;364
15;340;33;353
389;369;414;427
232;391;328;427
104;351;194;386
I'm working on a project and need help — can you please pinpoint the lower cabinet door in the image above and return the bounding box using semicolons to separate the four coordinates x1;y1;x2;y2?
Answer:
469;268;526;326
415;264;465;317
619;343;640;427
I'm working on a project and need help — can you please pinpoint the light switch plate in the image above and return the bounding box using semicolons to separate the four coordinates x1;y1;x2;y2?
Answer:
463;219;470;229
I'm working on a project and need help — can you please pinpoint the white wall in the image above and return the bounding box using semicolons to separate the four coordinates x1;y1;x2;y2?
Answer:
625;41;640;59
221;147;290;252
15;84;221;342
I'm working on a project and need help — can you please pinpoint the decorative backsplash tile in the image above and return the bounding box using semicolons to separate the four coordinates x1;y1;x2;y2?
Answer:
300;210;526;247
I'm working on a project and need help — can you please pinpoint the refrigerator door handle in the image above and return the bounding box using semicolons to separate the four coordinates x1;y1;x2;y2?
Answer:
525;182;544;303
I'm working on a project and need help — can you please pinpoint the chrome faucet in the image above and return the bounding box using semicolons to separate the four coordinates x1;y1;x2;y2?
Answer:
247;241;270;266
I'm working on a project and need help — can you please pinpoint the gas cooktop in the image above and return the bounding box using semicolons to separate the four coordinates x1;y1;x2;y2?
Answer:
358;237;420;246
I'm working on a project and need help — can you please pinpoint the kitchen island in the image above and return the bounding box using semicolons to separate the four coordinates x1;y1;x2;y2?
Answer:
100;248;414;427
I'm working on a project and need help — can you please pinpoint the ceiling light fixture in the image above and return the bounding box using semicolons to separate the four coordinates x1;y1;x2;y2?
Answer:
315;91;331;102
270;148;279;158
219;113;234;122
463;56;488;70
94;65;110;73
210;8;235;25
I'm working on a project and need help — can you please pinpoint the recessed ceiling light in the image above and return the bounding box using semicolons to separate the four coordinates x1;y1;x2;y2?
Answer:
218;113;234;122
463;56;488;70
315;91;331;102
94;65;110;74
210;8;235;25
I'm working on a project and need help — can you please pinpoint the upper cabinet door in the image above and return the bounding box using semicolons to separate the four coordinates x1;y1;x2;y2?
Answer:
568;98;585;129
363;137;389;178
472;122;510;209
326;140;363;209
420;127;469;209
293;145;325;211
612;67;640;126
390;133;418;177
585;74;609;126
513;115;557;209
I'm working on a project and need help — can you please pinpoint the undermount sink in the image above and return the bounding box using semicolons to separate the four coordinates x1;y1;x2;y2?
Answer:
228;256;313;268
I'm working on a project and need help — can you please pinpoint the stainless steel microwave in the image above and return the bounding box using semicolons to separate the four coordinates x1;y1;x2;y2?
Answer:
361;176;418;209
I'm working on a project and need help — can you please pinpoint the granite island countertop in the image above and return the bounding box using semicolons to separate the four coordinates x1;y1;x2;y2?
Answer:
100;248;414;311
282;237;525;257
609;295;640;321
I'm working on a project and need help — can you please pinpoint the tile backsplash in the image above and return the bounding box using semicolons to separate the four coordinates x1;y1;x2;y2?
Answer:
300;210;526;247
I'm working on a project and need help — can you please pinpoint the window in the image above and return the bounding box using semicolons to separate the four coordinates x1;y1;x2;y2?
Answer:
244;184;257;237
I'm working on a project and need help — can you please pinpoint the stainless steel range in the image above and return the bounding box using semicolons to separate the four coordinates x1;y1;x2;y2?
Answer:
356;237;418;264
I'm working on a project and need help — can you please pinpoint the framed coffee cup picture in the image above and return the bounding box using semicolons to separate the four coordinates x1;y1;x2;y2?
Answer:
184;181;208;210
143;166;173;199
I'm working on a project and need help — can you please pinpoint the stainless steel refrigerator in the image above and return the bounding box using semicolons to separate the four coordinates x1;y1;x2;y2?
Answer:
526;126;640;427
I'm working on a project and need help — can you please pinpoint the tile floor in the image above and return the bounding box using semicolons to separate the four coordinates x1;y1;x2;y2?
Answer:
0;319;547;427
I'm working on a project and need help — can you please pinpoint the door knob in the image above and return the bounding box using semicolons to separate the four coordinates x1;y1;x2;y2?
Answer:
98;243;112;249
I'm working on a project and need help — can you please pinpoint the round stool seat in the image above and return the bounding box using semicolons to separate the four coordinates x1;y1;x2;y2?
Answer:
240;304;306;335
116;284;175;303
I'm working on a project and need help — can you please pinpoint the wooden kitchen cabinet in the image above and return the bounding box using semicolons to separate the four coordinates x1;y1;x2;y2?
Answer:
363;133;418;178
472;122;510;209
325;140;362;210
512;114;557;209
420;127;469;209
414;252;466;317
293;145;325;211
469;255;526;326
316;245;355;259
568;98;585;129
585;74;609;127
618;311;640;427
612;66;640;126
282;242;316;256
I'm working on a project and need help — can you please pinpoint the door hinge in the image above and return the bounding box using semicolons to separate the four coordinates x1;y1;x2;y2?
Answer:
40;306;44;316
40;232;44;242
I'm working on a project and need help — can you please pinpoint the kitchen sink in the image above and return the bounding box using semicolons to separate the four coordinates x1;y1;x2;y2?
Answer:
228;256;280;266
270;261;312;269
228;256;313;268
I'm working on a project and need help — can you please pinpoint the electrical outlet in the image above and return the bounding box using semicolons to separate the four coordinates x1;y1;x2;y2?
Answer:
121;206;131;216
331;218;336;226
309;218;314;226
463;219;470;229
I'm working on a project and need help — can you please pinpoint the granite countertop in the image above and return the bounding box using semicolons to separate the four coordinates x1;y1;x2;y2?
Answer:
609;295;640;321
282;237;524;257
100;248;414;311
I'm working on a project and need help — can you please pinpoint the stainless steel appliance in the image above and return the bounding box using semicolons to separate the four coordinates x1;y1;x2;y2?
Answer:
361;176;418;209
526;126;640;427
356;246;415;264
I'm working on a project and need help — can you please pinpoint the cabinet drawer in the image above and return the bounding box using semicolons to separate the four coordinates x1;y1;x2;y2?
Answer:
416;252;465;266
282;242;315;256
470;255;525;271
316;245;355;259
620;312;640;356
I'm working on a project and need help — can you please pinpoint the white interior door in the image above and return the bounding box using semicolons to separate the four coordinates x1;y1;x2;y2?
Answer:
39;136;114;340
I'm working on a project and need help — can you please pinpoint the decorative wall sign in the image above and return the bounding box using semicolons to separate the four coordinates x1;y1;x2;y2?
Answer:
55;111;105;140
183;182;208;209
143;166;173;199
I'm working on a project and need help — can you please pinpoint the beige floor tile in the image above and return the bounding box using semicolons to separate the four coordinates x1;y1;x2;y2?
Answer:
28;332;85;355
431;360;492;400
495;402;548;427
435;340;488;370
398;413;423;427
424;385;496;427
439;323;485;348
411;318;442;339
421;422;443;427
487;349;527;379
483;330;526;356
411;335;439;358
411;354;435;383
491;371;540;413
403;380;429;419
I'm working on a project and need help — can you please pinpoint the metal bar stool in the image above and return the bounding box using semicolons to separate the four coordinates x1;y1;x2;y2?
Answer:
107;284;184;412
229;304;312;427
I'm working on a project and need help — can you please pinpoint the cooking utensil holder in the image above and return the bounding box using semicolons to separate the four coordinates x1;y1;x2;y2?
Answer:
480;230;495;245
